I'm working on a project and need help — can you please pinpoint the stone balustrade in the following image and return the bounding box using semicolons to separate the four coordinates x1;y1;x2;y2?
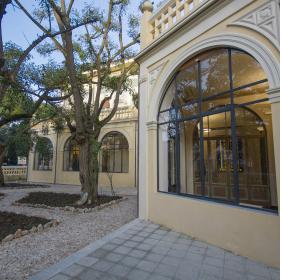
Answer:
140;0;207;48
2;166;27;180
99;107;138;122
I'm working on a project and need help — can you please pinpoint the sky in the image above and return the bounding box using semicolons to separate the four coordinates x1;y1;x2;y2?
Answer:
2;0;147;65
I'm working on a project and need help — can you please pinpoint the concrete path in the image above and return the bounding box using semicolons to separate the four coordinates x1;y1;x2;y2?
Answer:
30;219;279;280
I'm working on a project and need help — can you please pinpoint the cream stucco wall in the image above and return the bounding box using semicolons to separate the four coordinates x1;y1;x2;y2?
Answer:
137;0;280;267
27;117;138;189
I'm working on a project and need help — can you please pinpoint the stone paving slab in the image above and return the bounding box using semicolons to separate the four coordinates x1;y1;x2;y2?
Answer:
30;219;280;280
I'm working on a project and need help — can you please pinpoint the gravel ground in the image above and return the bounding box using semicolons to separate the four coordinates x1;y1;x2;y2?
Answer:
0;184;137;280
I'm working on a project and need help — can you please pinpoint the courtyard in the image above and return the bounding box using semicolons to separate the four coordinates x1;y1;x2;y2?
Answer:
31;219;279;280
0;0;280;278
0;184;137;279
0;184;279;280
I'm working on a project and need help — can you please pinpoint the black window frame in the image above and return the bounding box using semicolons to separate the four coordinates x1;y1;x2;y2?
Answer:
100;131;129;173
63;137;80;171
157;47;277;214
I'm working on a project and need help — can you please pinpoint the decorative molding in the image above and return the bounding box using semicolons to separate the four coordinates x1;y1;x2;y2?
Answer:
267;87;280;104
146;121;158;131
139;76;148;85
149;61;168;88
229;0;280;50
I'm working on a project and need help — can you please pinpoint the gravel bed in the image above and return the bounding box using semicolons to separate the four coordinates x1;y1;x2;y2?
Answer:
0;185;137;280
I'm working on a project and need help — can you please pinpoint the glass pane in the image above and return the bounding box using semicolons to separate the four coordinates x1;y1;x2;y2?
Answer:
102;150;109;172
64;150;69;171
109;150;114;172
179;101;199;118
202;111;235;202
232;49;267;88
71;152;79;171
122;149;129;173
233;81;269;105
201;93;231;113
179;119;201;196
159;81;176;111
159;107;178;123
176;59;198;103
34;137;53;170
158;122;177;192
114;150;122;172
200;49;230;98
235;105;277;210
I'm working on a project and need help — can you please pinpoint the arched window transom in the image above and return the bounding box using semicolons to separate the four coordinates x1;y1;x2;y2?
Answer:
158;47;277;211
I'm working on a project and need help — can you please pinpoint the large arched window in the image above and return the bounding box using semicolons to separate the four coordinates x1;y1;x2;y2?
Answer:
101;132;129;173
158;48;277;211
63;138;80;171
34;137;53;170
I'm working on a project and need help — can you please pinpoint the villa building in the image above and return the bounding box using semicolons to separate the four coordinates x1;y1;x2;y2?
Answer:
137;0;279;267
27;75;138;189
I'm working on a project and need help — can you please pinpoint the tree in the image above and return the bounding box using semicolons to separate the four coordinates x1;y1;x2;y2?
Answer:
0;0;99;184
4;122;32;165
0;0;101;128
0;121;33;186
15;0;140;204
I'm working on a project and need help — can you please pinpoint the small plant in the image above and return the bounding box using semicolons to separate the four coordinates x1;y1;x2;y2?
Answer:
106;172;116;197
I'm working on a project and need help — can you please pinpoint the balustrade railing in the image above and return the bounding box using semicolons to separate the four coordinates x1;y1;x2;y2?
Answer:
2;166;27;177
149;0;206;41
99;107;138;121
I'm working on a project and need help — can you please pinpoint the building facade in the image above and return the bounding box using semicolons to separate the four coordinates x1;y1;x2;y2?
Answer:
137;0;279;267
27;75;138;189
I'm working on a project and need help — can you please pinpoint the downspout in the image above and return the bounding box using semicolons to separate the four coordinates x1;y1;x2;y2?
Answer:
53;131;59;184
136;65;140;218
134;119;137;188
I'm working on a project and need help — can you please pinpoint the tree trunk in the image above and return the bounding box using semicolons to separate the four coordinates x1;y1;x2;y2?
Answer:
78;135;101;204
0;164;4;186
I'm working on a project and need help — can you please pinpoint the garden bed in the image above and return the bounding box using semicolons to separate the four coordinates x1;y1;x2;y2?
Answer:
0;211;58;242
15;192;125;213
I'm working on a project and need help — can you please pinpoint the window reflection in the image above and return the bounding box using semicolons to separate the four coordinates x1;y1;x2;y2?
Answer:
158;47;277;211
64;138;80;171
101;132;129;173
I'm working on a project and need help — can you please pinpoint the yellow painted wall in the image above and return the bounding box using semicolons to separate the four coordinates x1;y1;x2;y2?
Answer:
138;0;280;267
27;118;137;188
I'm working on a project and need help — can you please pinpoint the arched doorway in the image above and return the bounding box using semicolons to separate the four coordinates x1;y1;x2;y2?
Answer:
100;132;129;173
63;137;80;171
158;48;277;210
33;137;53;171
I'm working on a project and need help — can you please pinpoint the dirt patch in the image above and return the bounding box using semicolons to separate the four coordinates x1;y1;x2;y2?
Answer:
16;192;122;208
0;211;50;241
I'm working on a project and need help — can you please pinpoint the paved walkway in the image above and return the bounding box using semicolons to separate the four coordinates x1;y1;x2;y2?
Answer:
30;219;279;280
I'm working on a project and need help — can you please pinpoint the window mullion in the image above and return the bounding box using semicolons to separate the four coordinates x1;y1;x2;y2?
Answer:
198;59;205;197
175;80;181;194
228;48;240;204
